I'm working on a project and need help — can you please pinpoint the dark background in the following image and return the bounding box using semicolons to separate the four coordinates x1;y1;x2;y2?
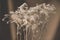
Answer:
0;0;60;40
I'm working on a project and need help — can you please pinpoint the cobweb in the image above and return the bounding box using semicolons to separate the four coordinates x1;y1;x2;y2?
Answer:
2;3;56;40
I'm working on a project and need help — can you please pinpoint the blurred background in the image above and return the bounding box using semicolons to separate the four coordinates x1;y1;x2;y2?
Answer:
0;0;60;40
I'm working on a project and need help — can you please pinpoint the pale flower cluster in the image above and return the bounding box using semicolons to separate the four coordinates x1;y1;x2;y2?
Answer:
2;3;56;30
